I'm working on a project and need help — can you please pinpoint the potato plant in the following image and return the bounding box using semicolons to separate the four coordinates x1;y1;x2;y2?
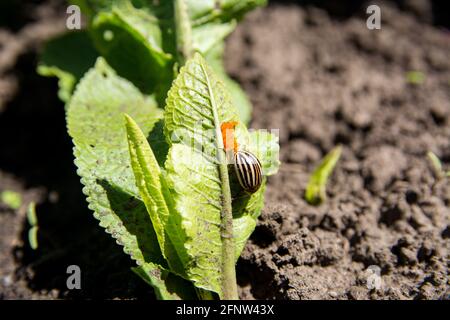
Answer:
38;0;279;300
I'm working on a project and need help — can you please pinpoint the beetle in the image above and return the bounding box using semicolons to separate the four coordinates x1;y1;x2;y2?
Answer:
233;150;263;194
221;121;263;194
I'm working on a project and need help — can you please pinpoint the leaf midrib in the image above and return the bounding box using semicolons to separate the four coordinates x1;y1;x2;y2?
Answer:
199;57;237;299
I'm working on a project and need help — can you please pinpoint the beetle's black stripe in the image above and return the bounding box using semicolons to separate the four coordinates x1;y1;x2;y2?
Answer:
240;152;253;190
235;152;247;189
234;151;262;193
236;153;249;189
241;153;253;188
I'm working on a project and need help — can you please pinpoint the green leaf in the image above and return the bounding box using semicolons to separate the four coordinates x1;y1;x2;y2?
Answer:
205;42;252;124
305;145;342;205
67;57;188;299
124;114;188;277
69;0;112;18
163;53;279;296
132;265;196;300
37;31;98;103
90;1;172;98
0;190;22;210
192;21;236;54
147;120;170;168
246;130;280;176
69;0;261;111
164;143;258;292
222;77;252;124
233;215;256;258
164;53;241;296
188;0;267;26
164;144;223;294
164;53;239;153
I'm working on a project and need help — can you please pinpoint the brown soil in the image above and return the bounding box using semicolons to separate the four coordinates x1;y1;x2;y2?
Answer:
0;0;449;299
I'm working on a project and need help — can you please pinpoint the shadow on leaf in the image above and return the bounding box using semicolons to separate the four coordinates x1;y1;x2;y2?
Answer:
98;179;168;269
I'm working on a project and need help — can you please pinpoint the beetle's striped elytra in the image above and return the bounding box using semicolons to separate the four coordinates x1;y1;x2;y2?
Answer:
233;150;262;194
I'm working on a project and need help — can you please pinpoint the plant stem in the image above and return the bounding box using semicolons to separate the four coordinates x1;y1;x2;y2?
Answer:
174;0;193;66
217;149;238;299
216;149;238;300
200;61;238;300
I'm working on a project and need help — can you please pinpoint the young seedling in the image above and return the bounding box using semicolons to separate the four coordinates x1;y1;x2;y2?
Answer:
406;71;425;85
427;151;450;179
27;202;39;250
0;190;22;210
305;145;342;205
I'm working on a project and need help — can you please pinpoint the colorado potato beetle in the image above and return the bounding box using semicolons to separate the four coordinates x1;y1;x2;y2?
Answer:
234;150;263;194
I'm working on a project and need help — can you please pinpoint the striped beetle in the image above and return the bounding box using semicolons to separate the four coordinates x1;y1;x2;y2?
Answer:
220;121;263;194
233;150;263;194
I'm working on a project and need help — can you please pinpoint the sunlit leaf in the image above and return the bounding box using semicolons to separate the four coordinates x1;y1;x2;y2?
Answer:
205;42;252;124
163;53;279;296
124;114;188;277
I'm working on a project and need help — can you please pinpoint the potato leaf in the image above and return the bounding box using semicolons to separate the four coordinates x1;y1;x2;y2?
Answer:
67;57;192;299
305;145;342;205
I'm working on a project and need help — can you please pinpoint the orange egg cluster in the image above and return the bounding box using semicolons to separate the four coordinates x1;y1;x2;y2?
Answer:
220;121;239;153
